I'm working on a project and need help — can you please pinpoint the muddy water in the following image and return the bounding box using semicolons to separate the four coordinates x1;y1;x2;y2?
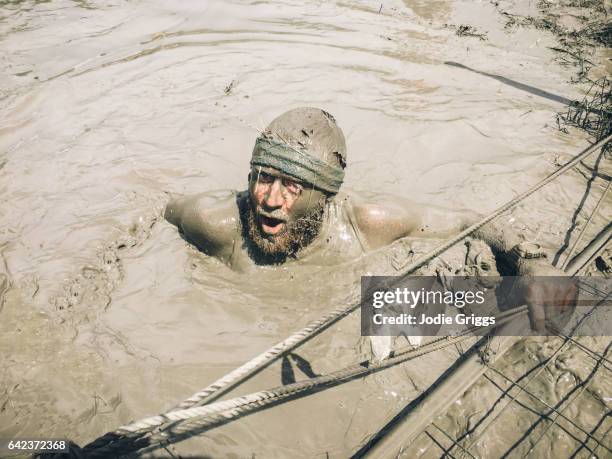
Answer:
0;0;610;457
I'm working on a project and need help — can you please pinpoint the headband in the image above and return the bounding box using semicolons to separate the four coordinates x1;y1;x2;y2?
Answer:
250;137;345;194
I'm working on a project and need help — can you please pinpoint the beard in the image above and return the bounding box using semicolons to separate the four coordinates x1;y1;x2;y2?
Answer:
239;196;326;264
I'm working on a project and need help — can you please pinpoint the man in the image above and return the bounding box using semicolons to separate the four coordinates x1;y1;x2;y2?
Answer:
165;107;575;331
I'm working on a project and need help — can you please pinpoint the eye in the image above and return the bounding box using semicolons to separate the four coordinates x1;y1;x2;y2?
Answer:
257;172;275;184
282;178;303;195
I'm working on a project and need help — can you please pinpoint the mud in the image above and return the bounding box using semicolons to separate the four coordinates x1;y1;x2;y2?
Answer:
0;0;611;457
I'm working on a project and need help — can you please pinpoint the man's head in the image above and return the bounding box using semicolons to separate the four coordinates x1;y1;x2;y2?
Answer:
241;107;347;262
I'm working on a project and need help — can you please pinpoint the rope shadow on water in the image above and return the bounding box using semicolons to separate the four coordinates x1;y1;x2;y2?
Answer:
552;149;606;266
425;430;458;459
88;358;385;458
439;358;572;457
499;341;612;458
350;341;482;458
281;352;319;385
444;62;574;105
72;138;611;457
479;374;599;457
569;411;612;459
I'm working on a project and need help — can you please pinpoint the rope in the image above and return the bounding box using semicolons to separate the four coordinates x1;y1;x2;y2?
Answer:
188;133;612;406
430;423;479;459
462;288;611;453
356;237;607;458
85;307;529;457
87;267;610;456
85;135;611;456
551;329;612;370
176;134;611;411
488;363;612;455
488;346;612;456
520;340;612;458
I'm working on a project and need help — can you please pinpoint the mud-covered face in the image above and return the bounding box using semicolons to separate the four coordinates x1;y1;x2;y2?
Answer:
244;166;328;260
249;166;327;235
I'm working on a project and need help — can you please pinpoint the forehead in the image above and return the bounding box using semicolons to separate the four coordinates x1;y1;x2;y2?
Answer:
251;165;307;184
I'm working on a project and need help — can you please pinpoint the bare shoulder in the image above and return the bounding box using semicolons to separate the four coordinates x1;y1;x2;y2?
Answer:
165;190;240;256
346;192;421;249
348;191;482;247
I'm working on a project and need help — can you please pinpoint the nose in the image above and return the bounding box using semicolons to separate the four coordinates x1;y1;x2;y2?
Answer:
264;178;285;209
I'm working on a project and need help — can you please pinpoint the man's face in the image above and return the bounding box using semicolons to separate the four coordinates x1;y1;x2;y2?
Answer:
244;166;327;258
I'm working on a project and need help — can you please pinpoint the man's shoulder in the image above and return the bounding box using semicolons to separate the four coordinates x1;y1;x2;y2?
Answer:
333;191;420;249
341;191;414;226
168;190;241;254
185;190;240;231
188;190;239;210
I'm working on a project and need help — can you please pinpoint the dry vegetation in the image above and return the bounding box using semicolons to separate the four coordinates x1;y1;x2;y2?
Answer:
492;0;611;142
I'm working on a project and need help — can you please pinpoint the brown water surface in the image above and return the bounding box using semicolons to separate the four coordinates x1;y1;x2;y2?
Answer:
0;0;610;457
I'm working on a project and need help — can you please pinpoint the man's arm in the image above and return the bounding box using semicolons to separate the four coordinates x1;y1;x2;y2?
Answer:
352;196;576;331
465;217;577;331
164;191;238;260
351;193;532;259
351;194;477;249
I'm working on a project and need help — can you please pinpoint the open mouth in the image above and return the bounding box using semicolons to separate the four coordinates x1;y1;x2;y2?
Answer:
258;214;286;235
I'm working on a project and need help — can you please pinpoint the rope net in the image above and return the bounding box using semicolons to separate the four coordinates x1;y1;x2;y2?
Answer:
74;136;611;458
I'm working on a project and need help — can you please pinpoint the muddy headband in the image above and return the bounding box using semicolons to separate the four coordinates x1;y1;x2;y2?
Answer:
250;137;345;194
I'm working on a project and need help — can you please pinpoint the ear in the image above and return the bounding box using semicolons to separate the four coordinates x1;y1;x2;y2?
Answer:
247;172;252;183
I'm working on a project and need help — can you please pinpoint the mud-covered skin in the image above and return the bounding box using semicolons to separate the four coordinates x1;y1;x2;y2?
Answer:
165;189;576;331
166;104;575;329
164;187;476;267
473;219;578;331
165;107;473;266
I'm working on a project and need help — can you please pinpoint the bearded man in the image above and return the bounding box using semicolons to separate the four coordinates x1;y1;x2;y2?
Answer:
165;107;575;331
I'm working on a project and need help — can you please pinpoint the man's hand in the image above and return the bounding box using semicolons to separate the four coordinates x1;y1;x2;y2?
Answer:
518;260;578;332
